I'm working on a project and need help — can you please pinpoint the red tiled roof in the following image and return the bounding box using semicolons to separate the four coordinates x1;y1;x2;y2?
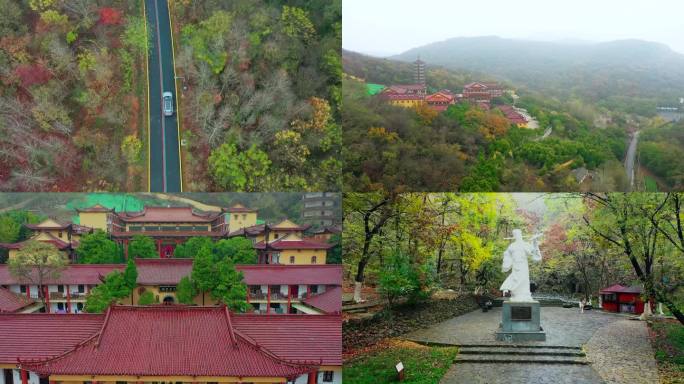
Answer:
115;206;222;223
0;233;73;251
310;226;341;235
228;223;309;238
0;264;122;285
233;313;342;366
497;105;528;124
600;284;642;294
23;306;313;378
240;265;341;286
135;260;341;286
0;287;34;313
0;313;105;364
110;230;224;238
254;239;334;250
227;204;257;213
75;205;114;213
25;221;70;230
135;258;193;285
303;286;341;314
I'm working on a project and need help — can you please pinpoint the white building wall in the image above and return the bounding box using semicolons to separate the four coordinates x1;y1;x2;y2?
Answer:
0;368;5;384
29;286;38;299
12;370;39;384
9;285;21;294
280;285;289;296
298;284;307;298
260;285;267;294
291;370;341;384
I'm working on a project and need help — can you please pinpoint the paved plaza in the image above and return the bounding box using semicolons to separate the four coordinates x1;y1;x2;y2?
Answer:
403;307;659;384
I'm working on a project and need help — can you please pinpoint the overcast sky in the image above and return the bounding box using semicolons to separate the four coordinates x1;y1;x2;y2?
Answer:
343;0;684;56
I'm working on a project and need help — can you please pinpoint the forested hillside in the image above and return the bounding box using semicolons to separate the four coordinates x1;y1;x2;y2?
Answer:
171;0;341;191
639;119;684;189
0;0;148;191
343;51;630;192
393;36;684;115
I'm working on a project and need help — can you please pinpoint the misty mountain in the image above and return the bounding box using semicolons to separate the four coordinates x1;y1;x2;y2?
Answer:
390;36;684;112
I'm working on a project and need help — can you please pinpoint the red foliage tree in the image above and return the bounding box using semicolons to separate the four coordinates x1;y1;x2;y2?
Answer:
14;64;52;88
99;7;123;25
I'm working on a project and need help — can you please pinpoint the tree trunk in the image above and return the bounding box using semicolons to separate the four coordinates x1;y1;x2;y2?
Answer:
354;258;368;303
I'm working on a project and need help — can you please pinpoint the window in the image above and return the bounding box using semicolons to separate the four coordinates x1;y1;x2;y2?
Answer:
311;285;319;294
311;256;317;264
234;214;238;220
242;214;246;219
76;303;84;311
20;285;26;293
58;231;63;238
289;256;295;264
57;285;64;293
323;371;334;382
78;284;85;293
57;303;64;311
274;233;279;239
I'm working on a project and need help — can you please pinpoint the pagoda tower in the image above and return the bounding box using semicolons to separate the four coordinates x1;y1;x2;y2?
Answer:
414;56;426;86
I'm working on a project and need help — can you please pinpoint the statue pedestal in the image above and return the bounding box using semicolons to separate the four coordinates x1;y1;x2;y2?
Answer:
495;301;546;342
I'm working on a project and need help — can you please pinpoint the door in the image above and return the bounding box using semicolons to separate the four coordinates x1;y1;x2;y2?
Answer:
160;244;175;258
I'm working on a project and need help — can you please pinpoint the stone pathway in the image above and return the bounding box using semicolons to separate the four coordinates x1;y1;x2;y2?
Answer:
405;307;623;347
404;307;659;384
440;362;605;384
585;319;659;384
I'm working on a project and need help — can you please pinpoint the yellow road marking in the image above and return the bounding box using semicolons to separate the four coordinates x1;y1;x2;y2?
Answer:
143;0;151;192
167;0;183;192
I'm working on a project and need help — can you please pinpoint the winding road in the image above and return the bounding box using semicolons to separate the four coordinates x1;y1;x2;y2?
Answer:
624;130;639;190
145;0;182;192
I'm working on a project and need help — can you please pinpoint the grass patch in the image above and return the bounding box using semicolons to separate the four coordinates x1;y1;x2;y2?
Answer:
645;176;658;192
343;340;457;384
650;320;684;383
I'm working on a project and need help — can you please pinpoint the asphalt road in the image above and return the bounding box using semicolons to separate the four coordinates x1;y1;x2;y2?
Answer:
625;130;639;190
146;0;181;192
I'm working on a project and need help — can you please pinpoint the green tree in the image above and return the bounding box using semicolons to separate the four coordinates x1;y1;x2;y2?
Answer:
378;251;421;309
281;6;315;42
121;135;142;164
213;237;257;264
8;241;67;309
128;235;157;259
84;271;134;313
122;16;148;56
326;234;341;264
176;275;196;304
138;291;156;305
208;143;271;191
180;11;232;74
123;258;138;290
211;259;249;312
191;245;215;305
76;230;121;264
173;236;213;258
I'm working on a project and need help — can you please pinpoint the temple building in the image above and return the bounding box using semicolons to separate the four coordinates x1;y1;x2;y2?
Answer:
108;206;227;258
0;305;342;384
497;105;529;128
463;82;504;102
425;90;457;112
1;204;334;265
0;219;93;261
0;264;124;314
0;261;342;315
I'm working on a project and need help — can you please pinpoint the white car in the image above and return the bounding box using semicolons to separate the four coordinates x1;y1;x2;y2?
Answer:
163;92;174;116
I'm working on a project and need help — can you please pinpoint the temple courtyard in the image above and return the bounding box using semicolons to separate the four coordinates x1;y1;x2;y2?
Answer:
404;307;659;384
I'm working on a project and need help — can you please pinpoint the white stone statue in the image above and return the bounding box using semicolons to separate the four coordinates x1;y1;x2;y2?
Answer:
500;229;542;302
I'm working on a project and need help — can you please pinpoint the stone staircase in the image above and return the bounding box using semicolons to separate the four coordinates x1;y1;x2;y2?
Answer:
455;344;588;365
